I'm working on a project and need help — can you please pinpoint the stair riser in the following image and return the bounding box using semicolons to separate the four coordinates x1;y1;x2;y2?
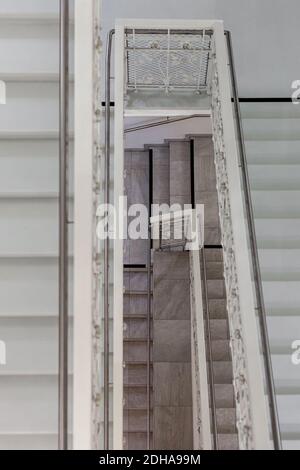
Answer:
124;410;153;433
124;364;153;386
123;318;151;340
124;342;153;363
124;388;153;410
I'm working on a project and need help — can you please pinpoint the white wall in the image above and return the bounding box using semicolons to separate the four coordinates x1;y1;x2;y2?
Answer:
102;0;300;97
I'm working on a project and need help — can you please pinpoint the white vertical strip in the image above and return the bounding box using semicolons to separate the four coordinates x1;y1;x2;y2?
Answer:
213;21;271;449
73;0;94;450
190;249;212;450
113;21;125;450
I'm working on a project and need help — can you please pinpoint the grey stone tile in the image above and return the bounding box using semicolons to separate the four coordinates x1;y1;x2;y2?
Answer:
207;339;231;361
154;252;190;281
127;239;148;265
153;320;191;363
216;408;236;433
128;272;148;291
128;167;149;206
124;340;152;362
153;406;193;449
205;249;223;262
193;137;216;192
204;226;221;245
124;387;153;410
124;150;132;170
131;150;149;169
169;141;190;162
129;296;150;315
208;299;227;319
153;362;192;406
205;261;224;280
209;319;229;340
124;363;146;385
210;339;231;361
170;160;191;197
213;361;233;384
218;434;239;450
154;279;190;320
123;238;130;265
123;317;150;339
169;195;191;208
153;163;170;203
125;432;150;450
152;197;170;208
214;384;234;408
195;190;220;227
124;410;152;432
207;280;226;299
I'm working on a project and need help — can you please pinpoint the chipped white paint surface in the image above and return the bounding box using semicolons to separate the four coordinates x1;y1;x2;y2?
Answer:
73;0;102;450
211;22;271;449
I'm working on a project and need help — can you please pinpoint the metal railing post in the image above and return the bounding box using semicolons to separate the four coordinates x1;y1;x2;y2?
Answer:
225;30;282;450
58;0;69;451
104;29;115;451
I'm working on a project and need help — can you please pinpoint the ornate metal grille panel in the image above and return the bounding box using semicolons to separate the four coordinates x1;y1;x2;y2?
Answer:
125;29;212;93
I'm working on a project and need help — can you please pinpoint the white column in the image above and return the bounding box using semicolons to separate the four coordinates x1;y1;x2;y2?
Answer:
73;0;95;450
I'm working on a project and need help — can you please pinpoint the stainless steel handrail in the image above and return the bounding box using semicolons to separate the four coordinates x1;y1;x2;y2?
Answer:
124;115;209;134
104;29;115;451
201;248;218;449
225;30;282;450
58;0;69;451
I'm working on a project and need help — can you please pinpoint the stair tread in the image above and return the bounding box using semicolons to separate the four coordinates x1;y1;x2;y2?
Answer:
124;290;153;295
124;338;153;343
124;384;153;388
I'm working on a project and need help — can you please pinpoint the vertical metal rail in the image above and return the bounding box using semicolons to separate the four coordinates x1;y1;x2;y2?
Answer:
104;29;115;451
58;0;69;451
201;248;218;450
146;230;152;450
225;30;282;450
147;151;153;449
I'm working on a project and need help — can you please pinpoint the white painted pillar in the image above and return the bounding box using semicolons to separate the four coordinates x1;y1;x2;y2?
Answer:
73;0;95;450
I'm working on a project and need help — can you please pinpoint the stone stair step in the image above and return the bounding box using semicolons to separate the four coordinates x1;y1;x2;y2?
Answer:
208;299;227;319
204;248;223;262
124;386;153;410
124;431;153;450
123;317;151;339
124;362;153;386
213;384;235;408
207;319;229;340
123;409;153;433
212;361;234;384
124;290;153;296
124;313;151;320
207;280;226;299
124;271;152;291
124;340;152;362
209;339;231;361
215;408;237;434
205;261;224;280
169;141;191;207
217;433;239;450
152;145;170;206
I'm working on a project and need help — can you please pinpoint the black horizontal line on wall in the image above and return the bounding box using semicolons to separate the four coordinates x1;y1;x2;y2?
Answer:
236;97;293;102
101;98;293;107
